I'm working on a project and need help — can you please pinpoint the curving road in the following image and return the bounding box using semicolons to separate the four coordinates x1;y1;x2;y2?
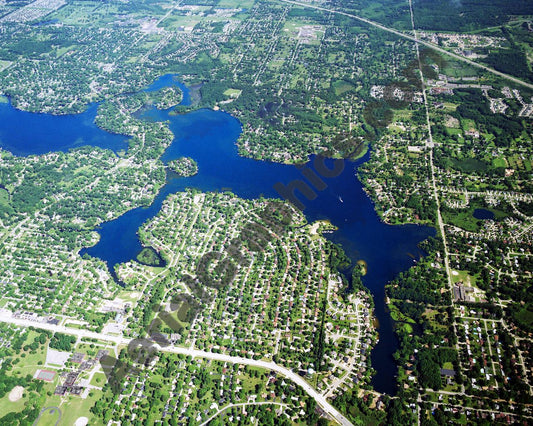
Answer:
277;0;533;90
0;311;353;426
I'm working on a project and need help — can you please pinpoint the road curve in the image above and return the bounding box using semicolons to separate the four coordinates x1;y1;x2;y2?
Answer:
0;311;353;426
277;0;533;90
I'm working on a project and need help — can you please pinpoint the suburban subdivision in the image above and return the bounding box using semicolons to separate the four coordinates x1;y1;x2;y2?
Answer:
0;0;531;425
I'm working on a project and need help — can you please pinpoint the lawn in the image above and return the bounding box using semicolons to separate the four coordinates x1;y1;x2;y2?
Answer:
392;109;412;121
0;60;12;73
492;157;507;168
10;330;47;378
36;389;103;426
223;88;242;98
332;80;355;96
74;342;99;358
218;0;255;9
90;372;106;387
446;127;462;136
55;46;76;58
64;322;85;329
0;188;8;205
0;389;27;418
451;270;476;287
116;290;142;303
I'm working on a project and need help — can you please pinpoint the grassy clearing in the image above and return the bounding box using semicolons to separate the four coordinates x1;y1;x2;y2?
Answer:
116;290;142;303
451;270;476;286
492;157;507;168
74;342;99;358
90;372;106;387
0;390;27;418
64;322;85;329
218;0;255;9
55;45;76;58
332;80;355;96
443;200;510;231
0;188;9;205
392;109;412;121
0;60;12;73
446;127;462;136
442;209;480;232
389;302;415;323
37;390;102;426
223;88;242;98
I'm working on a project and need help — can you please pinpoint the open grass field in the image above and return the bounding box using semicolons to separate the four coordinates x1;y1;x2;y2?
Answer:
451;269;477;287
0;188;9;205
0;390;27;418
36;390;102;426
90;372;106;387
218;0;255;9
223;88;242;98
332;80;355;96
0;60;12;73
492;157;507;168
50;1;122;26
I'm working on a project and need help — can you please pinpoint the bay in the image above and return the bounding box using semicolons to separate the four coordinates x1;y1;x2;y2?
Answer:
0;77;435;395
83;105;435;394
0;101;128;156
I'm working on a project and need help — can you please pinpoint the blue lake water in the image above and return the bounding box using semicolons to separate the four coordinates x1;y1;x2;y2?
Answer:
144;74;192;107
0;76;435;395
0;101;129;156
473;208;495;220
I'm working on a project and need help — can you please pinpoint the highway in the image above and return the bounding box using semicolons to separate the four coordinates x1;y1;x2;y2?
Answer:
278;0;533;90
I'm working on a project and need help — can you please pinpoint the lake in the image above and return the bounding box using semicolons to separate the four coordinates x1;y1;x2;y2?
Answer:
473;208;495;220
0;101;128;156
0;75;435;395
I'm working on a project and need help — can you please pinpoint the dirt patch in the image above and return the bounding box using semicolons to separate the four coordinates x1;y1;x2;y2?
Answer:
75;417;89;426
8;386;24;402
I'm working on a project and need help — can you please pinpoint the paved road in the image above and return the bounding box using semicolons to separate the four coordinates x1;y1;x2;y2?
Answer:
278;0;533;90
0;311;353;426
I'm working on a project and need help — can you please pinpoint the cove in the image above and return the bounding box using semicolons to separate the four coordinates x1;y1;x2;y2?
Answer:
82;104;434;395
0;73;188;157
0;100;128;156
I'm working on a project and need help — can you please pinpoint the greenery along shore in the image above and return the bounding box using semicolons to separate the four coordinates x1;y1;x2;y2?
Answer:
167;157;198;177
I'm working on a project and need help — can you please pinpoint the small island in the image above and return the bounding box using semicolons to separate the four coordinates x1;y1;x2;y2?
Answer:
152;86;182;110
356;259;368;276
136;247;165;267
167;157;198;177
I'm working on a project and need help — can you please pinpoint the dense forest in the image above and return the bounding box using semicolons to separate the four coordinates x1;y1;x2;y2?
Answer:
413;0;533;32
